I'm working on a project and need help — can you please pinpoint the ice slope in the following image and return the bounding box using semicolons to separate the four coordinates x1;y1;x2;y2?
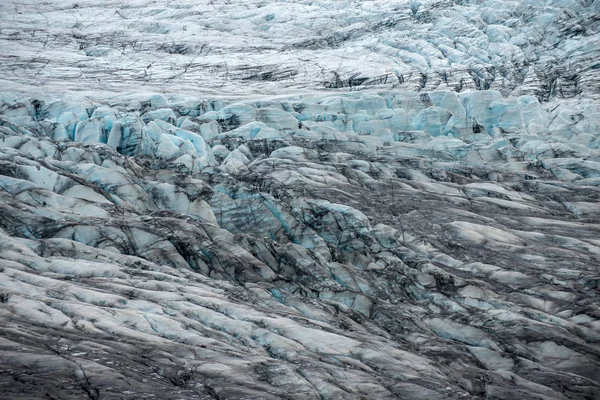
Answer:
1;90;600;399
1;0;600;99
0;0;600;399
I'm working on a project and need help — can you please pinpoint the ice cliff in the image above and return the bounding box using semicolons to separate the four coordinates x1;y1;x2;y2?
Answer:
0;1;599;399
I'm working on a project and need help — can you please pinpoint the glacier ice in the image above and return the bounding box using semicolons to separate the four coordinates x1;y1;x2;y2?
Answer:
0;0;600;399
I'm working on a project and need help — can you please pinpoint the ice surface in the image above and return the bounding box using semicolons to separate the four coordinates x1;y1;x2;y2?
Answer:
0;0;598;100
0;0;599;399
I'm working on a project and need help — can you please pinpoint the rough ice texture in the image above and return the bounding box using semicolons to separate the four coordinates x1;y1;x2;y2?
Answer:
1;1;600;400
1;0;600;100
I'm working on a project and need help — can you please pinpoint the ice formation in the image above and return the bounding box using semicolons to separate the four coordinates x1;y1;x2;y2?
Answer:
0;0;599;399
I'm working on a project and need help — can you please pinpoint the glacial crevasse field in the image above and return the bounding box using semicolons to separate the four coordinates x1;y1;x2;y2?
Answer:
0;0;599;399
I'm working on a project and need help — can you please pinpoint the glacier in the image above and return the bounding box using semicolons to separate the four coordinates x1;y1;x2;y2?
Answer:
0;0;599;399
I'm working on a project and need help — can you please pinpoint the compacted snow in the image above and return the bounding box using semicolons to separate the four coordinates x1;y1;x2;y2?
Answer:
0;1;599;399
